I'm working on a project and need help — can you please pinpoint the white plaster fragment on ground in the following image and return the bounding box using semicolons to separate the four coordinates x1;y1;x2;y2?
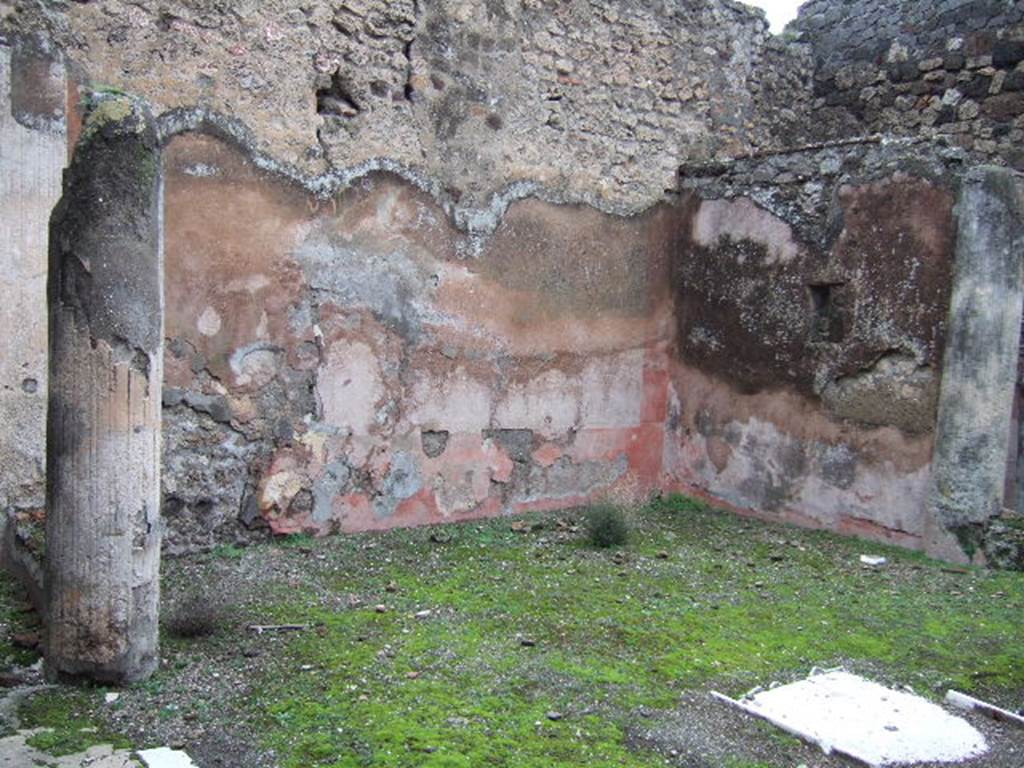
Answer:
713;671;988;767
137;747;199;768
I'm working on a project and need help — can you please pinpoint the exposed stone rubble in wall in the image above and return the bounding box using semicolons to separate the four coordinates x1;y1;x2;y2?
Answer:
791;0;1024;169
668;140;967;547
0;0;812;211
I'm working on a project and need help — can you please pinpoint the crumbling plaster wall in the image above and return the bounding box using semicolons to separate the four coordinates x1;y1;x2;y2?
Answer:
0;0;1019;558
156;130;972;552
671;141;966;547
160;133;681;548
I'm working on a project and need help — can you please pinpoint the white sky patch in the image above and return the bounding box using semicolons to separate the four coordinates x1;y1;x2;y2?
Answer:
741;0;804;33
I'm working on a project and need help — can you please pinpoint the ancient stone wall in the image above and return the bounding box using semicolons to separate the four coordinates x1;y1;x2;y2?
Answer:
0;0;1021;563
672;139;967;547
1;0;808;212
792;0;1024;169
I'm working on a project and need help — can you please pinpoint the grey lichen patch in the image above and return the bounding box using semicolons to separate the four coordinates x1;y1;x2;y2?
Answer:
373;451;422;518
312;461;351;524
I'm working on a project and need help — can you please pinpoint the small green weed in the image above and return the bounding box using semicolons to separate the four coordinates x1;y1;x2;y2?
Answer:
210;543;246;560
275;532;317;549
584;503;630;548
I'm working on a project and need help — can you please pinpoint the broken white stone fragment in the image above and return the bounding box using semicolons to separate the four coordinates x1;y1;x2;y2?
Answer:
946;689;1024;730
137;747;199;768
712;670;987;767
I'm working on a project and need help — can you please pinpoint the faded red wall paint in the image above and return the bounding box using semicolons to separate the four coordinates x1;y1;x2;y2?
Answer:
160;133;956;550
162;133;683;537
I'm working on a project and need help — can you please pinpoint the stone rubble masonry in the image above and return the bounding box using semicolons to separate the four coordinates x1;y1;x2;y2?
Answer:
0;0;810;212
791;0;1024;170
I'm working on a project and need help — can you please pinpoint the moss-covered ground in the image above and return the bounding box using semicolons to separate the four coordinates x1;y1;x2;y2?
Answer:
6;495;1024;766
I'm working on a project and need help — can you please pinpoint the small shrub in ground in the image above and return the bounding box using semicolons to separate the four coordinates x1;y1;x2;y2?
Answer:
163;591;227;639
650;491;709;514
584;503;630;548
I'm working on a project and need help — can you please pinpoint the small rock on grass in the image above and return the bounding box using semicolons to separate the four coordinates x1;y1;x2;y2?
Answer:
546;711;563;721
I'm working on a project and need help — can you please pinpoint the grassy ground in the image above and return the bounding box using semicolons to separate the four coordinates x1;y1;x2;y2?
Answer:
6;494;1024;767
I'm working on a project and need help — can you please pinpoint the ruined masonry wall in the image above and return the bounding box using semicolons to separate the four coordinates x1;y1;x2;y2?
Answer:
673;141;966;547
0;0;810;213
0;0;1013;556
792;0;1024;169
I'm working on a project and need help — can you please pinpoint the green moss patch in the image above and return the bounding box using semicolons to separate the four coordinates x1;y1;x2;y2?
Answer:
242;495;1024;766
3;494;1022;766
20;689;131;756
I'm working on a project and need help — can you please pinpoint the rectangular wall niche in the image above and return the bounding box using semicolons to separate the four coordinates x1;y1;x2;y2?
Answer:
809;282;846;343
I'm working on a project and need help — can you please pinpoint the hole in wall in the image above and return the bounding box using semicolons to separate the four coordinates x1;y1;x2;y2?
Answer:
317;70;361;119
422;430;450;458
809;282;846;343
